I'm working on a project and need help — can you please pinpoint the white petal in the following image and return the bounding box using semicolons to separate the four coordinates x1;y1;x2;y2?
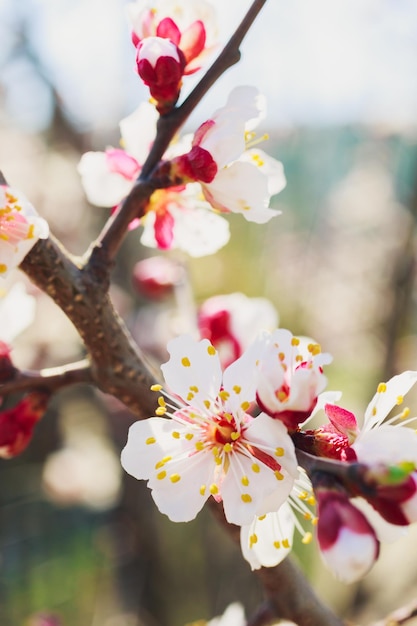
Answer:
244;413;299;480
149;449;214;522
170;206;230;257
119;102;158;164
161;335;222;410
353;424;417;466
222;332;269;412
362;371;417;432
78;151;132;207
240;149;286;196
203;162;280;224
320;527;378;584
240;503;294;570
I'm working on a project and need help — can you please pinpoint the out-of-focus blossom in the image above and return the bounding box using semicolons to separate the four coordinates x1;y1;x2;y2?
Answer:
315;482;379;584
136;36;185;113
127;0;218;74
0;186;48;277
0;281;36;345
132;256;185;299
27;613;62;626
0;391;49;458
255;329;332;430
170;86;286;223
78;104;230;256
121;334;298;526
198;292;278;369
43;433;122;511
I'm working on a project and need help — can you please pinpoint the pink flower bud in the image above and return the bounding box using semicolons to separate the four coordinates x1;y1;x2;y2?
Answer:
316;486;379;583
136;36;186;113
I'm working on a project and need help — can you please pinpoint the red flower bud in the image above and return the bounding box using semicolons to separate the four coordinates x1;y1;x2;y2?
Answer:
0;391;49;458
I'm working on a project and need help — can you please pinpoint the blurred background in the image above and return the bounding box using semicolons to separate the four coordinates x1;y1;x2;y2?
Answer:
1;0;417;624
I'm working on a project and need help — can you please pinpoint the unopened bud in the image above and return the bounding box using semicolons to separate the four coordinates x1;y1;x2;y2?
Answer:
136;36;186;114
132;256;185;300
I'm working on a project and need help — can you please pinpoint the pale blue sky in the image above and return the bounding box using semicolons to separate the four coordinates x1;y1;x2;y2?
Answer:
0;0;416;133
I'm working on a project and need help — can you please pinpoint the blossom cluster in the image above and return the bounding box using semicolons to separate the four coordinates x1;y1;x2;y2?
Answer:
78;0;286;257
122;313;417;584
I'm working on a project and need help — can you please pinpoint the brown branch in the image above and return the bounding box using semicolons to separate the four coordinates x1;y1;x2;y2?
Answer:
19;234;158;419
0;359;92;396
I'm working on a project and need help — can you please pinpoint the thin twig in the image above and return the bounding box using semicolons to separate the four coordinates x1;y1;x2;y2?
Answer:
0;359;92;396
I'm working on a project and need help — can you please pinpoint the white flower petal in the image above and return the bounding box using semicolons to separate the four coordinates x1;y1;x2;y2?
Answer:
119;102;158;164
240;503;294;570
203;162;280;224
78;151;132;207
240;149;286;196
161;335;222;410
353;424;417;466
362;371;417;432
320;527;378;584
352;497;407;543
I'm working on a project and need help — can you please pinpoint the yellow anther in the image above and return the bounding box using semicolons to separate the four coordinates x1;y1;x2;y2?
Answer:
214;456;222;466
187;392;195;401
146;437;156;445
275;447;285;457
400;407;410;420
282;538;291;548
204;400;211;409
223;443;233;453
170;473;181;483
209;484;219;495
241;475;249;486
307;496;316;506
189;385;199;393
181;357;191;367
212;446;219;457
195;441;204;451
295;354;303;362
396;395;404;405
0;264;8;273
241;493;252;503
231;431;240;441
372;407;377;416
302;532;313;545
26;224;35;239
172;431;180;439
185;433;194;441
251;463;260;473
155;406;166;416
278;352;285;362
241;401;250;411
219;390;230;401
156;471;166;480
377;382;387;393
273;541;281;549
155;456;171;469
223;412;233;422
158;396;166;407
233;385;241;394
151;384;163;392
200;485;206;496
207;345;216;356
274;470;284;481
258;514;266;521
276;390;288;402
249;533;258;547
291;337;300;346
